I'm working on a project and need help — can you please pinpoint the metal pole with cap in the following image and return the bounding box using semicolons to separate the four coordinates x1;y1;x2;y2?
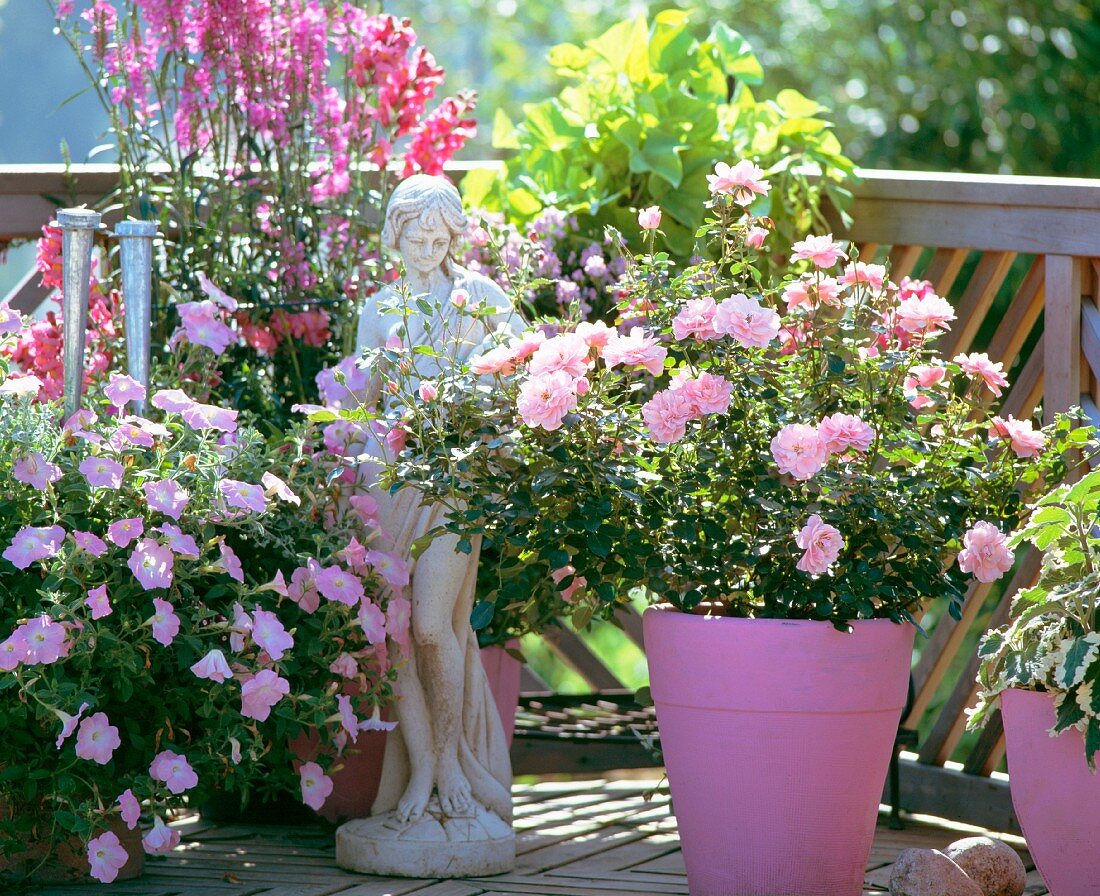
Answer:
114;220;158;415
57;208;103;420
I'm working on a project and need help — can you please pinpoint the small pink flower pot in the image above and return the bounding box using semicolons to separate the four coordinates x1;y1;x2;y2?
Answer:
479;641;522;746
1002;688;1100;896
644;608;914;896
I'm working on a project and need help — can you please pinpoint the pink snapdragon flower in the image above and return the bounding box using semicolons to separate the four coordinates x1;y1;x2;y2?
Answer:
904;363;948;410
13;452;61;489
299;760;333;811
240;669;291;722
955;352;1009;397
707;160;771;204
251;608;294;660
601;327;667;376
895;293;957;335
818;413;874;455
791;234;845;268
150;750;198;794
770;424;828;480
108;518;144;548
150;597;181;646
142;815;181;855
144;479;190;520
958;522;1014;583
672;298;720;342
87;831;128;883
4;525;66;569
714;293;781;348
795;515;844;575
104;373;147;408
85;584;112;619
220;479;268;514
190;648;233;683
517;370;580;431
75;712;121;764
131;540;175;591
80;456;124;490
990;416;1046;458
21;615;69;664
642;388;696;444
358;600;387;644
528;333;591;378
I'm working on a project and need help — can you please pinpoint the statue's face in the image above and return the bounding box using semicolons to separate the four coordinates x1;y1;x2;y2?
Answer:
398;216;450;277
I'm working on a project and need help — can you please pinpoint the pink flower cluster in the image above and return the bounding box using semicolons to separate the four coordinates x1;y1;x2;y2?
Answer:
957;521;1013;583
642;372;732;444
795;515;844;575
770;413;875;480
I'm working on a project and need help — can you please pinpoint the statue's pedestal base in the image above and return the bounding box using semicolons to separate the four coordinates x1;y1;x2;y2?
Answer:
335;797;514;878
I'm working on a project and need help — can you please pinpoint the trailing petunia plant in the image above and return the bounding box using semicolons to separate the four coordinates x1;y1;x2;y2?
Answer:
0;312;408;883
339;161;1089;638
971;468;1100;767
52;0;477;425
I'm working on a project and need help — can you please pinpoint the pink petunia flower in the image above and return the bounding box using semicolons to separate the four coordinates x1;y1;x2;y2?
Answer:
108;518;144;548
251;608;294;660
22;615;69;664
130;540;175;591
150;597;181;646
104;373;147;408
955;352;1009;397
315;565;366;606
329;653;359;678
517;370;580;431
74;531;109;557
190;648;233;683
386;598;412;646
357;600;387;645
87;830;129;884
672;298;720;342
817;413;875;455
336;694;360;742
770;424;829;480
150;389;194;414
349;495;381;528
990;416;1047;458
288;566;321;613
298;761;333;811
142;815;181;855
714;293;781;349
80;456;124;490
216;542;245;582
365;549;410;587
0;628;28;671
240;669;290;722
144;479;190;520
0;375;43;398
358;706;398;733
707;160;771;204
600;327;667;376
75;712;121;764
118;789;140;830
642;388;696;444
13;452;61;490
230;602;253;652
791;234;846;268
4;525;66;569
261;472;299;505
176;300;235;355
149;750;198;794
795;515;844;575
158;523;200;558
55;701;90;748
958;521;1014;583
0;300;22;334
220;480;268;515
180;401;238;434
85;584;112;619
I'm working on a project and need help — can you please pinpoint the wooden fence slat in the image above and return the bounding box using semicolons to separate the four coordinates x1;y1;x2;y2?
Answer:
940;251;1016;358
922;248;969;296
985;257;1044;370
889;245;924;281
1000;343;1044;420
614;606;646;651
3;264;51;313
963;709;1006;776
1043;255;1083;423
543;624;625;691
1080;301;1100;385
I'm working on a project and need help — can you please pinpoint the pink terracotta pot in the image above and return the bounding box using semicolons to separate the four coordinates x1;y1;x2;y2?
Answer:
0;813;144;885
644;608;914;896
480;641;522;746
1002;688;1100;896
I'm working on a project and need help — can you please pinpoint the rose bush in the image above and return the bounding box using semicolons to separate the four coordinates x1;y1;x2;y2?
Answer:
337;160;1088;635
0;309;406;884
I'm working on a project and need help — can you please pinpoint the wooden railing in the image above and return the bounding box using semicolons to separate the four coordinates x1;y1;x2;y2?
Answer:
4;164;1100;831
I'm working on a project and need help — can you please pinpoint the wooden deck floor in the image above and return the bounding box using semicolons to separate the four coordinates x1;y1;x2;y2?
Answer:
33;779;1050;896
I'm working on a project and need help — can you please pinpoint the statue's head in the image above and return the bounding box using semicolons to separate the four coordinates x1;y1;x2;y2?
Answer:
382;175;468;277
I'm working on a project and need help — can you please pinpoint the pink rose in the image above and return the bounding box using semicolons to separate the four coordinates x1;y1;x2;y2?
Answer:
957;521;1013;583
770;424;828;480
672;298;720;342
895;294;957;335
795;515;844;575
904;363;947;409
642;388;696;444
675;372;733;417
707;160;771;204
990;416;1046;458
714;293;781;348
790;234;845;268
637;206;662;230
528;333;591;378
745;226;768;249
600;327;667;376
517;370;580;431
818;413;874;455
955;352;1009;397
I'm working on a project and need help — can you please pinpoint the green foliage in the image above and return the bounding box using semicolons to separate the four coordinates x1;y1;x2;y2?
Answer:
973;466;1100;767
464;12;854;262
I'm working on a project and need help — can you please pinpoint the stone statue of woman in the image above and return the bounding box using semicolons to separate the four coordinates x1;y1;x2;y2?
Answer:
336;175;519;878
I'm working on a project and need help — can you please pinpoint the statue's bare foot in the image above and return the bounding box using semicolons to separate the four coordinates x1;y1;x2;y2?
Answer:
437;760;473;817
396;770;433;824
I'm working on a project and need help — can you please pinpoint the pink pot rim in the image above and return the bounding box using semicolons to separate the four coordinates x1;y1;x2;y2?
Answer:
643;605;910;630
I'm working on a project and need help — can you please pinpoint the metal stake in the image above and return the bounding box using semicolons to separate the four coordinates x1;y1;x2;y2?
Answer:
57;208;102;420
114;220;158;415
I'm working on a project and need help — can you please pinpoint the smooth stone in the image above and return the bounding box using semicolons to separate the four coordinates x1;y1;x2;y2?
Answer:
944;836;1026;896
335;796;514;878
890;848;984;896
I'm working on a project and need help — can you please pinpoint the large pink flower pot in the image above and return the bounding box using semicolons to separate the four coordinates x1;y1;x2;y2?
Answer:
644;609;914;896
1002;688;1100;896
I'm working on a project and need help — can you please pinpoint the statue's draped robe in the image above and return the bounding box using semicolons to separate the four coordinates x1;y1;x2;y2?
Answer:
356;267;518;825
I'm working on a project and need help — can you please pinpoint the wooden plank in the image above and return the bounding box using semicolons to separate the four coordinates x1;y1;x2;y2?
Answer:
940;251;1016;357
613;605;646;651
1043;255;1083;422
510;734;659;776
1080;300;1100;385
3;264;52;313
963;710;1006;776
888;245;924;281
518;665;553;695
886;757;1019;833
922;248;969;296
542;625;625;691
1001;344;1044;420
985;257;1044;369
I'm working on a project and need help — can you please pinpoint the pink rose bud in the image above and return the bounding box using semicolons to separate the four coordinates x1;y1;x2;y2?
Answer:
575;377;590;396
398;359;411;374
745;226;768;249
385;334;403;351
418;381;438;402
451;289;469;308
638;206;662;230
386;380;398;394
470;226;490;247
